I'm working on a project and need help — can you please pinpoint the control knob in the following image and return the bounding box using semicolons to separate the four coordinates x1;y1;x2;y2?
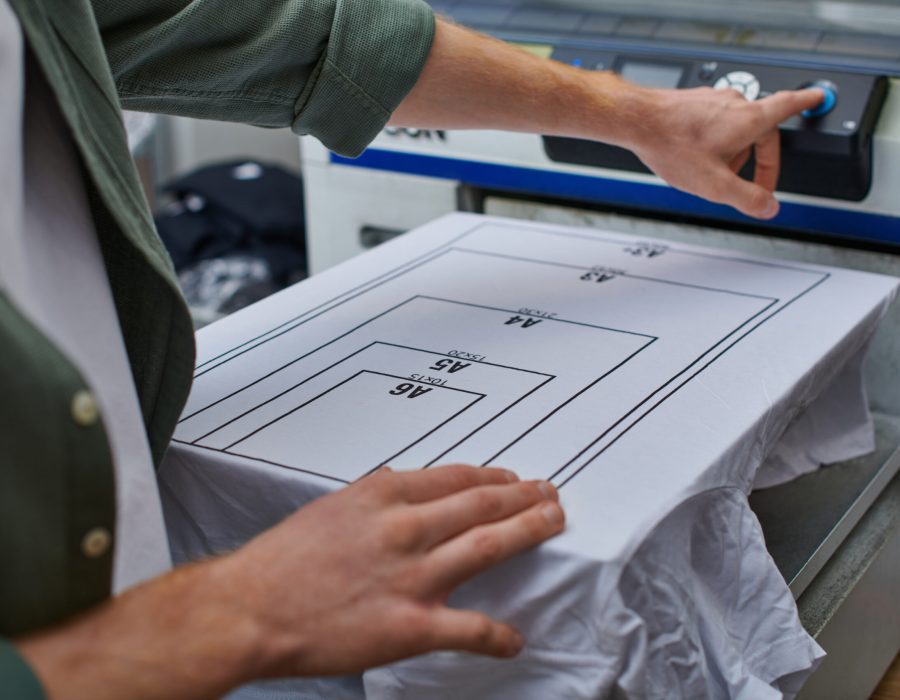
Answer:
801;79;838;118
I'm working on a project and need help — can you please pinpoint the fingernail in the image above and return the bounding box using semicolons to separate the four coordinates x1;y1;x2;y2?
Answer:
505;470;519;483
542;502;564;527
537;481;557;500
761;199;779;219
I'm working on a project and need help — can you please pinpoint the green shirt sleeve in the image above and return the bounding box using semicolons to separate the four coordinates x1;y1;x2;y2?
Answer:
93;0;436;156
0;639;46;700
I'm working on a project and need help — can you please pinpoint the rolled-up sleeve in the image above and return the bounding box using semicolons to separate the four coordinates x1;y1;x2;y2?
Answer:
0;639;46;700
93;0;436;156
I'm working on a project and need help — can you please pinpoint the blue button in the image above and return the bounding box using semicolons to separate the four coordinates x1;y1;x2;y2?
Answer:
802;81;838;119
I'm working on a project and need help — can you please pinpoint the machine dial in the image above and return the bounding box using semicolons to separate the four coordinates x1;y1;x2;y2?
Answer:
713;70;761;101
801;79;838;118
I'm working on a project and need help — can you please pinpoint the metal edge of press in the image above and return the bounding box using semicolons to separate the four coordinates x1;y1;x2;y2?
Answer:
788;442;900;598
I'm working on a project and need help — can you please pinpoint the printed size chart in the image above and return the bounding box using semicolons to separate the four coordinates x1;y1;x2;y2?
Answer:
174;215;847;488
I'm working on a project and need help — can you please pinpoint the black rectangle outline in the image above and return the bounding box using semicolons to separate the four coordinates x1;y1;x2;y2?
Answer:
191;218;820;376
229;369;484;448
188;340;554;447
185;258;777;478
180;292;650;425
179;218;833;488
226;370;486;482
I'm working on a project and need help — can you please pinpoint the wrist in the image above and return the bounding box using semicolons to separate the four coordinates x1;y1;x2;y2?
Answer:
206;551;310;680
197;555;286;683
17;559;272;700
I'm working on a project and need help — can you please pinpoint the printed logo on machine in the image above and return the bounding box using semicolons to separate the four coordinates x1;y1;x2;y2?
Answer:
384;127;448;141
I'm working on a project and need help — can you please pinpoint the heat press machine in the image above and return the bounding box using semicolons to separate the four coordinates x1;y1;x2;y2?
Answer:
299;1;900;696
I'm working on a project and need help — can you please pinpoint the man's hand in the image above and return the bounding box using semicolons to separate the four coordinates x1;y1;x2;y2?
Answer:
18;465;564;700
624;86;826;219
218;465;563;677
392;19;825;220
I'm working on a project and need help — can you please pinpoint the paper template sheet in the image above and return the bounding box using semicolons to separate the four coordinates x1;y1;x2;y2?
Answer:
174;213;897;496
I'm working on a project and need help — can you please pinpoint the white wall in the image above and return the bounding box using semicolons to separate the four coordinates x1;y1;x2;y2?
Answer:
161;116;303;181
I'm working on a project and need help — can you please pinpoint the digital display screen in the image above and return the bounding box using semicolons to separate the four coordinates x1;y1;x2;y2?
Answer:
510;42;555;59
619;61;684;89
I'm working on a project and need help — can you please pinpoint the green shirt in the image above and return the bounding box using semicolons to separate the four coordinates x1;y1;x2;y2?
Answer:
1;0;435;695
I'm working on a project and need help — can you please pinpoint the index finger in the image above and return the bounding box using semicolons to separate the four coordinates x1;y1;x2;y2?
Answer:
755;88;825;127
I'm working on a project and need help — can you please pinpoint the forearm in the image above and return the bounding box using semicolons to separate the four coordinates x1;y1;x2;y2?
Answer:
397;18;825;220
391;19;655;150
15;560;269;700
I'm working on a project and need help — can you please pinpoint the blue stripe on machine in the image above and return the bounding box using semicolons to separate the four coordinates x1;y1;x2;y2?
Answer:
330;149;900;246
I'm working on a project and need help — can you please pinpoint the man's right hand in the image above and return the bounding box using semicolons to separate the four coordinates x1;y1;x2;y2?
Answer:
222;464;564;677
18;465;564;700
393;20;826;222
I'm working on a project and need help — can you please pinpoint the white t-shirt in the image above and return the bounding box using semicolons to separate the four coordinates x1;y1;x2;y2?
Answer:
0;0;171;593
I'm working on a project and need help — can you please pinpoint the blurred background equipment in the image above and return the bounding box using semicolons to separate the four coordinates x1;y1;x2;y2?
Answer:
123;113;307;326
155;160;307;326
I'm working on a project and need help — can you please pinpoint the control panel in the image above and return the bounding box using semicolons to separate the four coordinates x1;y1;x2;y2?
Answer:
544;49;888;201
